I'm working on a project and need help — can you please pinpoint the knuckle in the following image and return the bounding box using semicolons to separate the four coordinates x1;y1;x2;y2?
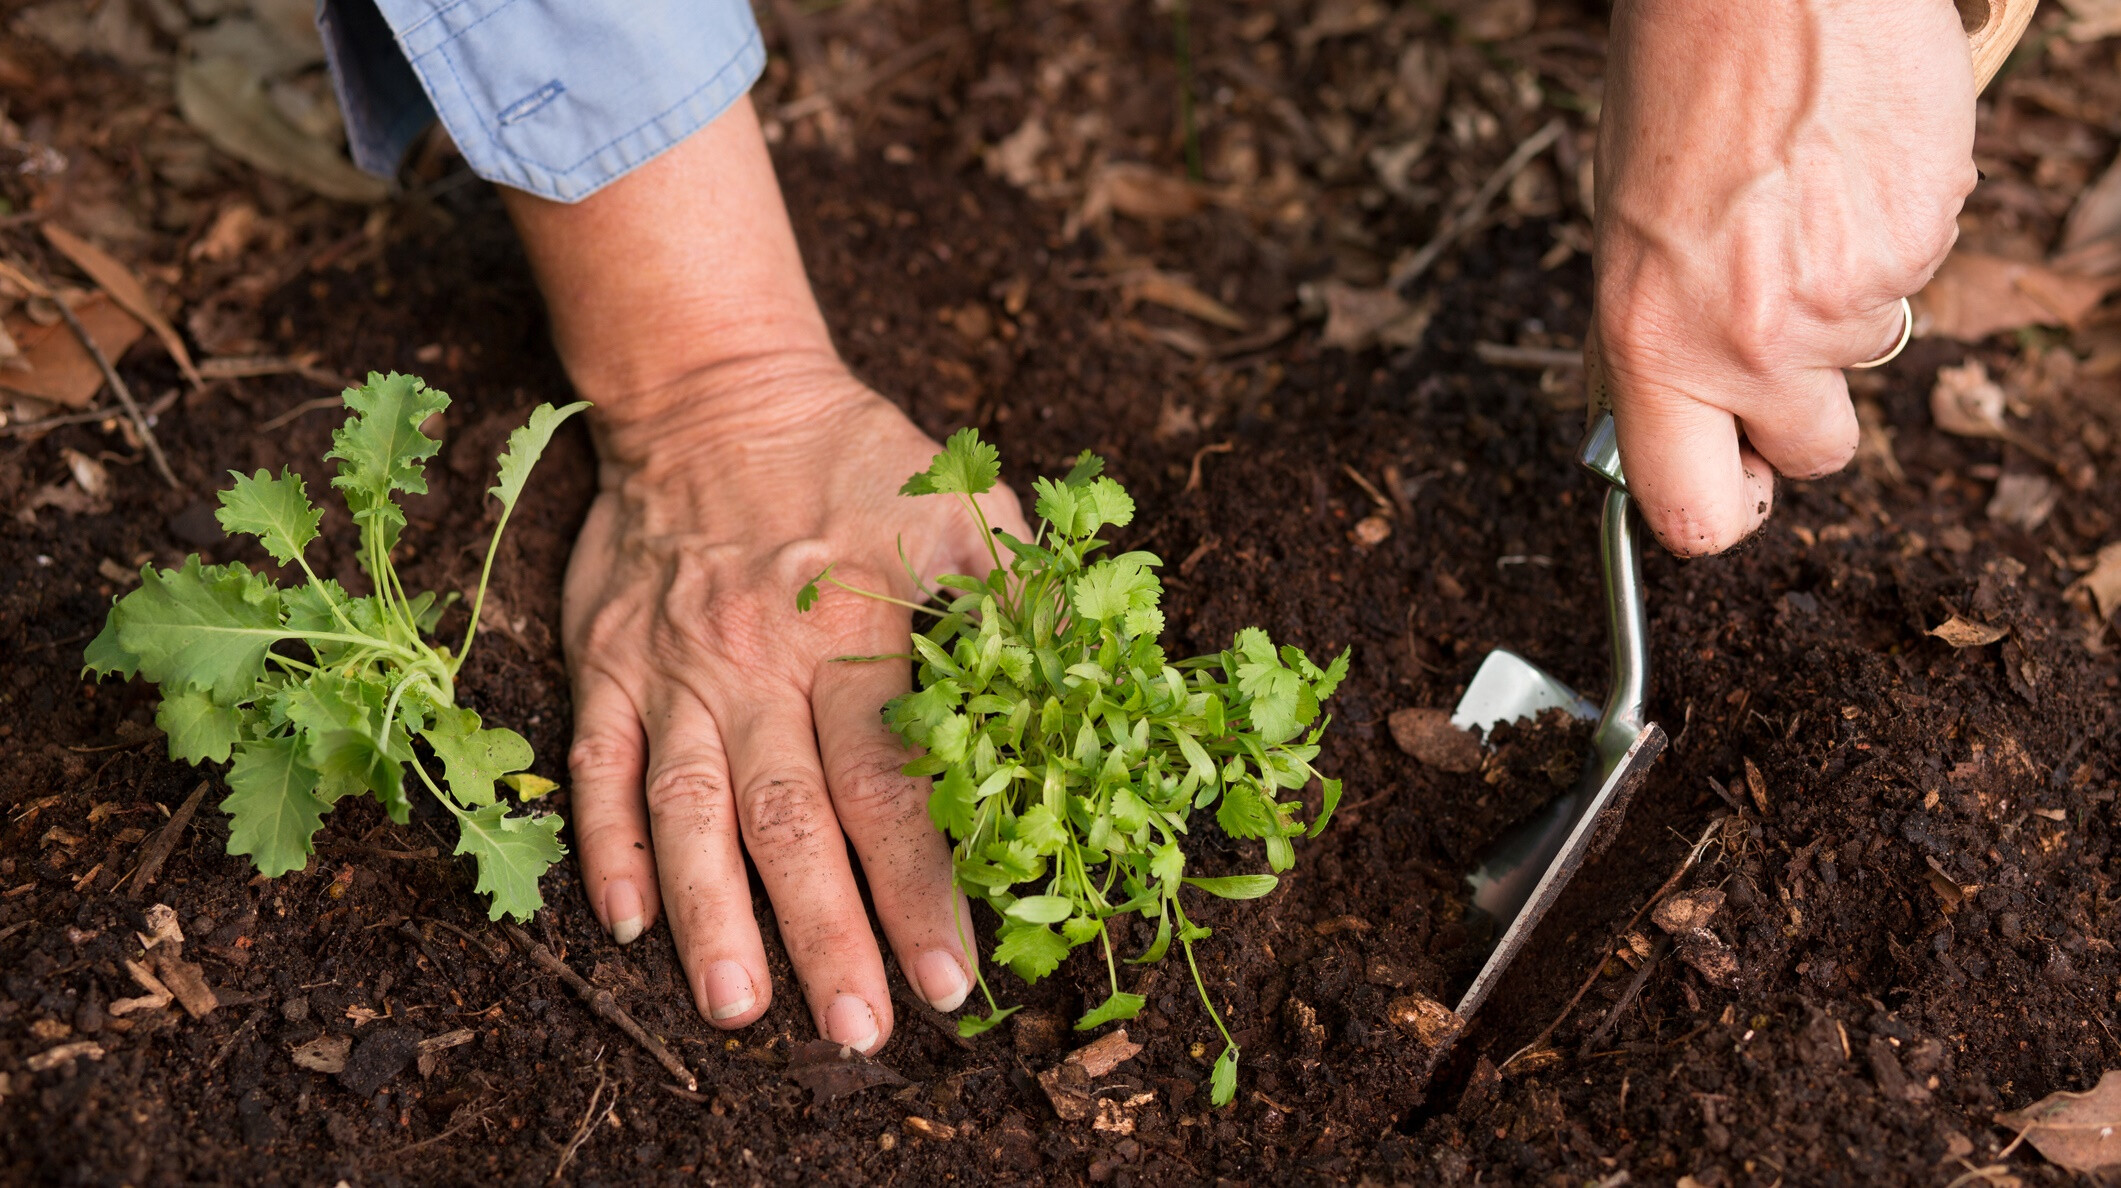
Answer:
575;817;650;869
741;774;836;854
831;746;926;829
568;732;640;786
1646;502;1744;558
644;766;732;833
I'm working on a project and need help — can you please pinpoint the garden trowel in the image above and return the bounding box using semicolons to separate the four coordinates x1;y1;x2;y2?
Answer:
1449;410;1666;1022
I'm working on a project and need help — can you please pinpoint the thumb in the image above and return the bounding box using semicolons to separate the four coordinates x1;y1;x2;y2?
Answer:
1589;324;1775;557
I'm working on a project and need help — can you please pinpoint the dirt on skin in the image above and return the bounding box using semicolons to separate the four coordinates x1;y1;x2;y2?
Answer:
4;3;2121;1187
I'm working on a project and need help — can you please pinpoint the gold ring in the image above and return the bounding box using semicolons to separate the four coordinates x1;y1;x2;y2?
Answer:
1849;297;1914;370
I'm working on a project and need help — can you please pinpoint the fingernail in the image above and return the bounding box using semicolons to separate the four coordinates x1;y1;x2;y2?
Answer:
704;961;755;1021
607;880;644;946
825;993;880;1054
914;950;970;1012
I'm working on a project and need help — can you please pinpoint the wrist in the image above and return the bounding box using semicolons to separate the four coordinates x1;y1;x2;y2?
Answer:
587;349;874;475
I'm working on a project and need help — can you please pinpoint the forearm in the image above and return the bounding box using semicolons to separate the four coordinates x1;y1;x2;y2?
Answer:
502;95;845;446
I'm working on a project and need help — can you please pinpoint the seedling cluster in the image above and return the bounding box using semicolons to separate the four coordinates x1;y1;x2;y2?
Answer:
801;430;1346;1104
86;373;583;921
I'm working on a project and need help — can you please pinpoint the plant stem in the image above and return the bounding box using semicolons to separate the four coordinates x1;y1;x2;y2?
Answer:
456;500;517;672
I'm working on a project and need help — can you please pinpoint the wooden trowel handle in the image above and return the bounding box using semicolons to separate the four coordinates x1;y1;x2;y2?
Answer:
1966;0;2038;92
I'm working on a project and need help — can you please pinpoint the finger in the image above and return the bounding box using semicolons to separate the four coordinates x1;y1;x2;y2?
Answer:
1733;365;1861;482
639;687;771;1028
813;628;973;1014
566;666;660;946
720;691;894;1054
1611;384;1775;557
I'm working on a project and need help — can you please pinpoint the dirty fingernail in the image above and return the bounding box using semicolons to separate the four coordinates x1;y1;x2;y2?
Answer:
914;950;970;1012
607;880;644;946
704;961;755;1021
825;993;880;1054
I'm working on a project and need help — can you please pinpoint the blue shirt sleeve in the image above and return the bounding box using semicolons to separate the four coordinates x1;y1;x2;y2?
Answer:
318;0;766;203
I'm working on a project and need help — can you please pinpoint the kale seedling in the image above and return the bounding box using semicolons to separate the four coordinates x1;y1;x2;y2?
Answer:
800;430;1346;1105
85;373;586;921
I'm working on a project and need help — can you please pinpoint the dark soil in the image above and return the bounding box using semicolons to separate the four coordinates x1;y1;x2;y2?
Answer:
4;2;2120;1186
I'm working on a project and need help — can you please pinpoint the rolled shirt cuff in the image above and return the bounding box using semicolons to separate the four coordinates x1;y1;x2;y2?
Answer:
318;0;766;203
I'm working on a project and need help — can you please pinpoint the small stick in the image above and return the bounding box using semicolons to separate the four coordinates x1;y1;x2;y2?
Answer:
1500;814;1723;1071
1474;342;1583;370
1582;937;1668;1052
0;387;180;438
51;294;178;489
1389;118;1565;292
418;915;509;963
128;780;210;898
499;921;697;1091
888;980;976;1051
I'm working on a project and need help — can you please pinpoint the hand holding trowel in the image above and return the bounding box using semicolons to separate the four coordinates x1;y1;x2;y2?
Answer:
1437;0;2038;1036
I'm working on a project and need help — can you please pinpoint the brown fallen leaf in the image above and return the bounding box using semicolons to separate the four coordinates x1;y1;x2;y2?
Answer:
1929;616;2010;647
0;292;147;408
1913;250;2118;342
1388;707;1482;773
1987;472;2059;532
1312;280;1436;352
1082;162;1206;224
2062;0;2121;42
175;56;388;204
2060;151;2121;261
1743;756;1770;813
2066;543;2121;624
783;1038;909;1101
42;224;200;388
1996;1070;2121;1173
1123;271;1247;332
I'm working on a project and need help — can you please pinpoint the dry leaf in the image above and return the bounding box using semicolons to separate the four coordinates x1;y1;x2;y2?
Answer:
1929;616;2010;647
1996;1070;2121;1173
1914;251;2117;341
1385;994;1463;1049
42;224;200;387
175;56;388;204
0;292;147;408
1931;360;2008;439
1312;280;1436;352
1088;162;1205;222
983;114;1048;189
2065;542;2121;623
1652;888;1726;935
1743;756;1770;812
2060;151;2121;259
1124;272;1246;331
1987;473;2059;532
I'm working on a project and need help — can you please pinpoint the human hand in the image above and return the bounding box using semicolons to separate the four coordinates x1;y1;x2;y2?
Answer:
562;363;1028;1052
1590;0;1976;554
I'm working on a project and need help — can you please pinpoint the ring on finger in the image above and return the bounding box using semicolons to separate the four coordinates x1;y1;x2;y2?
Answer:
1848;297;1914;370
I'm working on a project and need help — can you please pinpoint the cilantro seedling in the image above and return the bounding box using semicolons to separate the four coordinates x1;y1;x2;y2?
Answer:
86;373;586;921
800;429;1347;1106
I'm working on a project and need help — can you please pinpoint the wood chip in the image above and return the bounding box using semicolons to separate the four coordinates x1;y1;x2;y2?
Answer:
1385;994;1463;1049
1651;888;1726;935
903;1116;957;1141
25;1041;105;1072
1742;757;1770;813
150;949;220;1018
291;1033;352;1073
110;958;174;1016
1929;616;2010;647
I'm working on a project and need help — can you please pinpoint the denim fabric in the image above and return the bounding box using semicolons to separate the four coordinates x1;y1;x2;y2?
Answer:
318;0;765;202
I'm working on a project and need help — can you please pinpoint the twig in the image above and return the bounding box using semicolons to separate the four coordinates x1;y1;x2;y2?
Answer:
499;921;697;1091
550;1068;614;1184
419;915;509;963
129;780;210;898
258;395;349;432
1582;938;1668;1052
1389;118;1566;292
1184;440;1233;494
51;294;178;488
1500;814;1723;1072
0;387;179;437
888;980;976;1051
205;1005;266;1073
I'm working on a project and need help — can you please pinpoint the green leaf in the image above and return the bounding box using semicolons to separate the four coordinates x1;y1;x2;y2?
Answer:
796;566;829;612
1150;841;1185;885
1184;874;1279;900
453;803;565;922
993;922;1070;982
1075;991;1145;1030
1004;895;1075;924
216;467;322;565
83;613;140;681
422;705;532;807
929;764;978;836
957;1005;1021;1037
222;735;327;877
1313;647;1352;701
111;557;285;705
900;427;999;497
1309;776;1342;837
157;686;246;763
326;372;449;552
1071;557;1159;623
284;673;410;818
1210;1045;1238;1106
1216;781;1278;840
490;401;590;512
1130;911;1173;964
